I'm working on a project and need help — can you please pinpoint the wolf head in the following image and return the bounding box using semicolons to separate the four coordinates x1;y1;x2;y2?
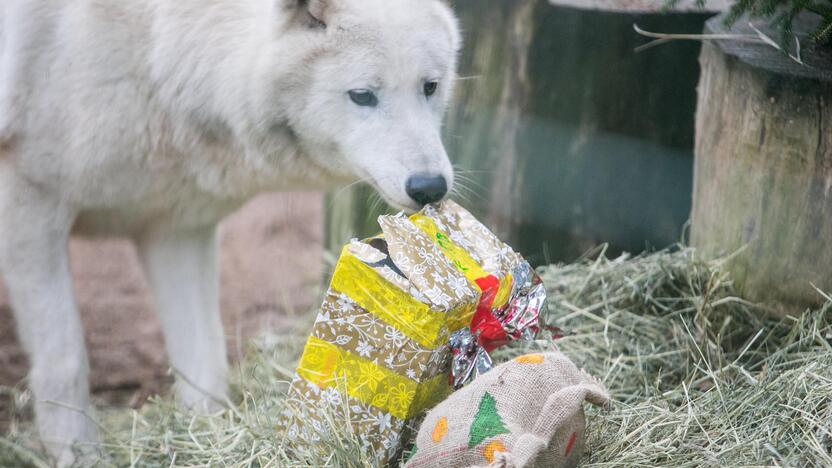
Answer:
253;0;461;211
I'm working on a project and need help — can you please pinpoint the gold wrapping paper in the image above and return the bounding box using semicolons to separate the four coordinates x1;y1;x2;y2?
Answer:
283;201;525;462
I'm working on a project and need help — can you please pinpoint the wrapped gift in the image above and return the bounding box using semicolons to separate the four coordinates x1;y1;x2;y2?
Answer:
283;201;546;463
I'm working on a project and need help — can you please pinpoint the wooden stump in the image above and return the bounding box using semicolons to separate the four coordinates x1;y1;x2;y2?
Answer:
690;13;832;315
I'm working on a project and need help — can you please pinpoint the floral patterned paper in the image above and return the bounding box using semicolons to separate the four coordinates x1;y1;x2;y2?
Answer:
313;288;450;381
284;201;530;464
423;200;524;276
380;214;479;312
284;374;408;459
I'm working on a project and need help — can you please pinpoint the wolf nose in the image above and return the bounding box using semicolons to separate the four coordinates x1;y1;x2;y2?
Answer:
406;174;448;206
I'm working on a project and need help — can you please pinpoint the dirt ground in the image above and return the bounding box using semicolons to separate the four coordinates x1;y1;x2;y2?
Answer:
0;192;324;408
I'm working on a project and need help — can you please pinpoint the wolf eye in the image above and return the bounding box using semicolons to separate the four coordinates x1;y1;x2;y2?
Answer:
424;81;438;97
348;89;378;107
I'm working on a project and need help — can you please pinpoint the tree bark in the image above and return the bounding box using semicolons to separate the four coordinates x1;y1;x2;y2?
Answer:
690;13;832;315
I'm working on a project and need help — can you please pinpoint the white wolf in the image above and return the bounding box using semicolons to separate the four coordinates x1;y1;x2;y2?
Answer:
0;0;460;464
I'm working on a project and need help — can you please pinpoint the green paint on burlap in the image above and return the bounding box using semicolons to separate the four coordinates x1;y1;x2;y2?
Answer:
468;392;509;447
404;444;417;462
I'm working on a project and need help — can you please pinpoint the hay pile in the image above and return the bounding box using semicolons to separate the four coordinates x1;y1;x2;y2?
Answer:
535;246;832;467
2;246;832;467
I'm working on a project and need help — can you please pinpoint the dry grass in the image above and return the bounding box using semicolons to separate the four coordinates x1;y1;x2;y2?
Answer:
533;246;832;467
2;245;832;467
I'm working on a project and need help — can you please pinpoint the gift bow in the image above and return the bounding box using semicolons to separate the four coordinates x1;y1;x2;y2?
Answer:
449;261;548;389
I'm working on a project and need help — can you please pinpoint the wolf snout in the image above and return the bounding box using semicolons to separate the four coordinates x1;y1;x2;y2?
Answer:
406;173;448;206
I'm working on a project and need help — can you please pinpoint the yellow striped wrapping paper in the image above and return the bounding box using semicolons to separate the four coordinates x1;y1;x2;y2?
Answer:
283;201;523;463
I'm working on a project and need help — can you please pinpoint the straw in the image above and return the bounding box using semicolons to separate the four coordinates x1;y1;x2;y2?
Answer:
2;245;831;466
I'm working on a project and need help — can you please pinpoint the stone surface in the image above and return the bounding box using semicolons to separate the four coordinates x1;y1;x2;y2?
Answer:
0;192;324;398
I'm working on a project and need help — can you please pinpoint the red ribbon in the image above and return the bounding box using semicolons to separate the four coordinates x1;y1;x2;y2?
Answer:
470;275;509;352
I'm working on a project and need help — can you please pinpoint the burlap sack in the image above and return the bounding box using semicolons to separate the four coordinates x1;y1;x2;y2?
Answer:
404;352;609;468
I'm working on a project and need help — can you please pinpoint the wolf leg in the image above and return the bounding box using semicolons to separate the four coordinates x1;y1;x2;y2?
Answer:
0;171;96;467
137;224;228;411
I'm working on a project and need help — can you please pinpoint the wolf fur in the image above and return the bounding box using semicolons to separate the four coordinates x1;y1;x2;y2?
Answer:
0;0;460;464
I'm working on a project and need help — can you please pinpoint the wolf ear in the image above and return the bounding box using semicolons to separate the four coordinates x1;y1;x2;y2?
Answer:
279;0;329;29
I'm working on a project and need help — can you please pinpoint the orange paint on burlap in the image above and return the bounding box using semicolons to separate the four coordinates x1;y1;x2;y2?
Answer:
482;439;507;463
432;416;449;442
514;353;545;364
